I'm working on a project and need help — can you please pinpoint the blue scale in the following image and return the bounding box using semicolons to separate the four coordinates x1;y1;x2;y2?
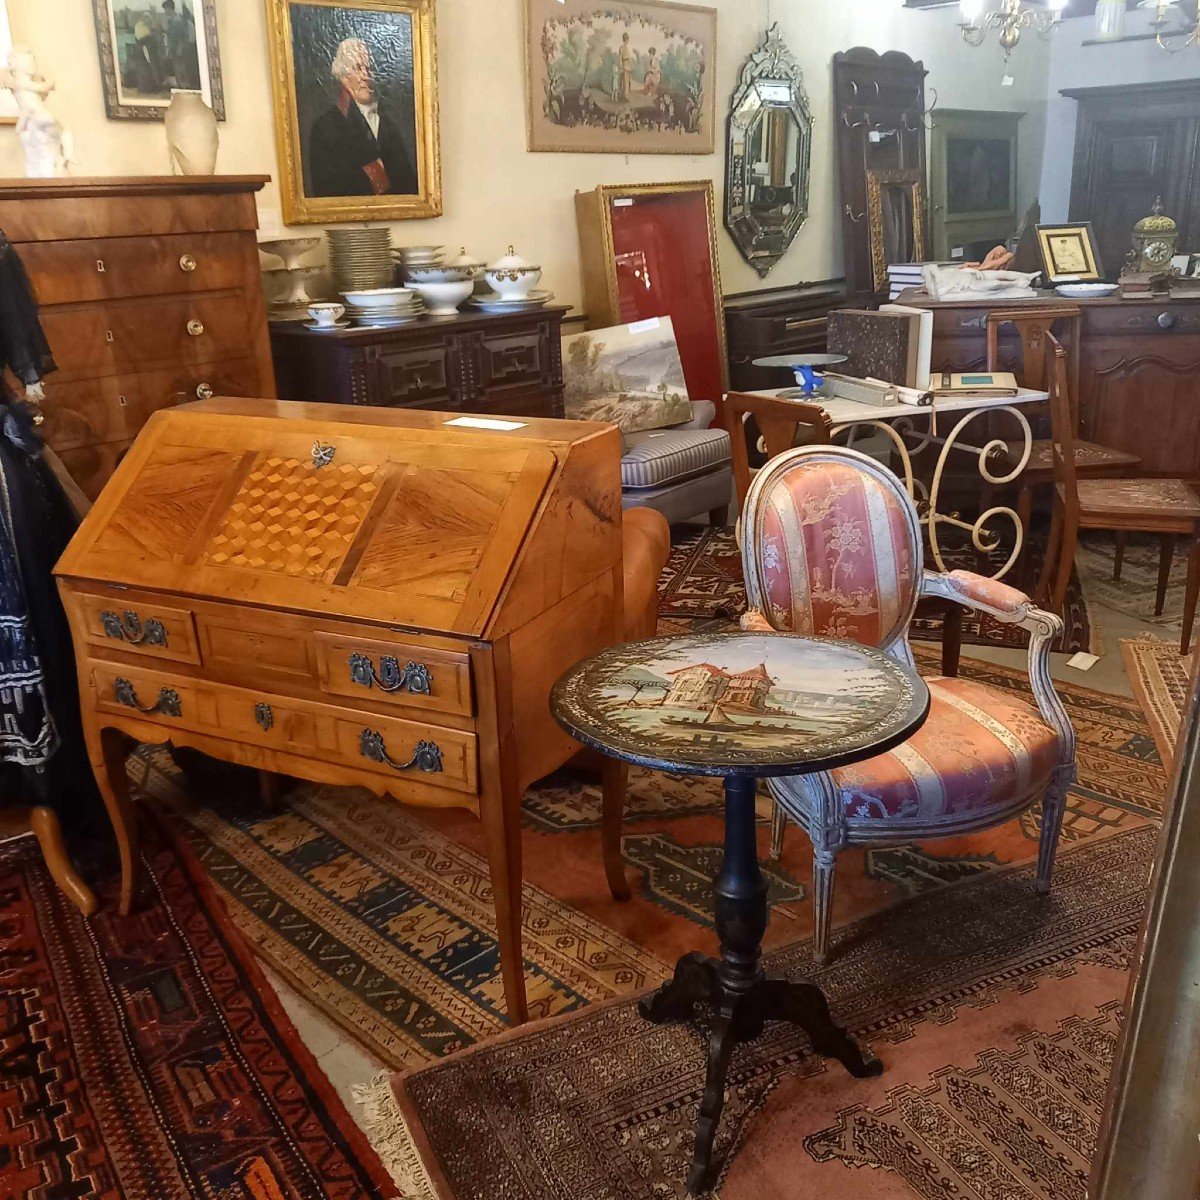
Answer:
752;353;849;397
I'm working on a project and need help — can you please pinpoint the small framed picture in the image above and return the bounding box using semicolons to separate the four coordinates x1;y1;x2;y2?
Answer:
1036;222;1104;284
91;0;224;121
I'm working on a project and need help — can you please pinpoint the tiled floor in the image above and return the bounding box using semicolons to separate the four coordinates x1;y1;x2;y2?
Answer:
274;563;1161;1137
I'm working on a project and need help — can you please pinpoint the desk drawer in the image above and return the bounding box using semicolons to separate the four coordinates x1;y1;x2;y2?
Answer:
314;631;473;717
20;232;249;305
371;340;456;407
92;662;198;728
74;593;201;665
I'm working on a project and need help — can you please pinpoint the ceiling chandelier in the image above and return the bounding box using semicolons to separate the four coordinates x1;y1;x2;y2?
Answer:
958;0;1068;56
1140;0;1200;50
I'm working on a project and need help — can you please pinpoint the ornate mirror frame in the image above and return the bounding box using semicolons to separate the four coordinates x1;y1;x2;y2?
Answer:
866;168;928;293
725;25;814;278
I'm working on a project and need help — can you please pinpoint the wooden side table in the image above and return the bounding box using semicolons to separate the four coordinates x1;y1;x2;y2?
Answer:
551;631;930;1193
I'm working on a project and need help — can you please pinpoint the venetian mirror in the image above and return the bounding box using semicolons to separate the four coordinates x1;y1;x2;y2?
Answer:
725;25;814;278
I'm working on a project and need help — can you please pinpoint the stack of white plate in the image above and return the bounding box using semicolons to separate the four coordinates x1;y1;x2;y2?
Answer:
327;227;394;293
393;244;444;282
341;286;426;327
467;289;556;314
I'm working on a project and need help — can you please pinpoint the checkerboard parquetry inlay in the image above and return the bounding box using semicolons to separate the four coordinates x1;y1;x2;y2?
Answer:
207;456;380;577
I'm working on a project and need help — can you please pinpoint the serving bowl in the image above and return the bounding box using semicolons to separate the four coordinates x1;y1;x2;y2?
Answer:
405;264;477;284
1055;282;1120;299
341;286;417;310
409;279;474;315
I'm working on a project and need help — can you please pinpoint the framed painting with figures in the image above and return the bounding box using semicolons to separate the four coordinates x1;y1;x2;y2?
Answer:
525;0;717;154
90;0;224;120
265;0;441;224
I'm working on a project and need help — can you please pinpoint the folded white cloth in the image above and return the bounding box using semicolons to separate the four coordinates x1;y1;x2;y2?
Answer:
922;263;1040;302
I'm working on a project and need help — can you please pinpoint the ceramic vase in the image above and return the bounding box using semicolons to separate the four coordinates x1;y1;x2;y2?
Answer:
165;90;218;175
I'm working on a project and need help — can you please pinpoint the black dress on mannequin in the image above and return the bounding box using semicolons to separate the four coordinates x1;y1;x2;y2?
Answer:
0;234;104;836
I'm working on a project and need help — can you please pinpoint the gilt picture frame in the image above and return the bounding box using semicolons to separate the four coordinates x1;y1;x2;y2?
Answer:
91;0;225;121
1037;222;1104;284
264;0;442;225
525;0;717;155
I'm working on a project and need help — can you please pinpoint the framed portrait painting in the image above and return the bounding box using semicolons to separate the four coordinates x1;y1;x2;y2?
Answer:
265;0;441;224
91;0;225;120
525;0;717;154
1037;222;1104;284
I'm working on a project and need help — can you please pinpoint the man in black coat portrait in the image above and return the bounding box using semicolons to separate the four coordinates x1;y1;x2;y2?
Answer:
306;37;418;198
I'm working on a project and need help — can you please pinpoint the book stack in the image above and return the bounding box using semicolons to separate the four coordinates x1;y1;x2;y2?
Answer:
886;262;931;300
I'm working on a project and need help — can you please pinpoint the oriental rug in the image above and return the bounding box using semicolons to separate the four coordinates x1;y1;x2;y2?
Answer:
1121;635;1192;766
149;649;1162;1078
0;816;396;1199
1078;531;1188;636
659;525;1095;654
366;826;1154;1200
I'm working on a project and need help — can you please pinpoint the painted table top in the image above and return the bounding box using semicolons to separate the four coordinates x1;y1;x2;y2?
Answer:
551;632;929;777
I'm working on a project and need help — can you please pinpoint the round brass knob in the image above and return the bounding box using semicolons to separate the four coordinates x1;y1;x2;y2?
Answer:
186;319;205;337
179;254;197;272
195;382;214;400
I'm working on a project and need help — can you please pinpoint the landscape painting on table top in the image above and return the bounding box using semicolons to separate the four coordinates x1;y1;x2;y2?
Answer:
592;638;906;755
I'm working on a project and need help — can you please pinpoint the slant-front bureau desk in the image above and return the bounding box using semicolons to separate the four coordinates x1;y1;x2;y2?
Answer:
55;398;626;1023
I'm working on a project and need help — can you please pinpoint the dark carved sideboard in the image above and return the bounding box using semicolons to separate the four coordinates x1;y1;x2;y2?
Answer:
724;281;847;392
270;306;568;417
910;293;1200;477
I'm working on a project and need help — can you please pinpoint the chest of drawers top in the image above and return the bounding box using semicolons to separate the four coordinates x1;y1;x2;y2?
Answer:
55;397;622;642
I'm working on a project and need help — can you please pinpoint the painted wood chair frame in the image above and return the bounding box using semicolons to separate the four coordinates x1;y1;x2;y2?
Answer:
740;443;1077;962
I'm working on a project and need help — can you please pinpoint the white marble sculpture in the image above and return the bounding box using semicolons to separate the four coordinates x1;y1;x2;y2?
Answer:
922;263;1039;302
1;47;74;179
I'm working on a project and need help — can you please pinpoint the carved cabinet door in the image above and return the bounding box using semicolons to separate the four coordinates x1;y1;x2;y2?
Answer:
1083;350;1200;476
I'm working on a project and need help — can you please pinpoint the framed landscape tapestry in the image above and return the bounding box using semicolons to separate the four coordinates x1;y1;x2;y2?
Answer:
265;0;442;224
525;0;717;154
91;0;225;120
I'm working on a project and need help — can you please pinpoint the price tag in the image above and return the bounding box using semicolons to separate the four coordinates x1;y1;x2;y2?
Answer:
444;416;528;431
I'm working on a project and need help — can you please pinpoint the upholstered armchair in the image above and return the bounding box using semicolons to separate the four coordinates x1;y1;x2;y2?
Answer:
740;445;1076;962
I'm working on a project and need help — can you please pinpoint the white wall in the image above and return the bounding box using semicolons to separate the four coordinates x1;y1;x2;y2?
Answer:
1040;7;1200;221
2;0;1048;310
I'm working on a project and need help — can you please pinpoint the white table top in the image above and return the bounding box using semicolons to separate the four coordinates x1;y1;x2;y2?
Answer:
752;386;1049;426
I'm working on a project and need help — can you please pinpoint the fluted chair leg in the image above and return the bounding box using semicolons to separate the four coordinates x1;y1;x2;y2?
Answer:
1035;777;1070;893
812;849;837;964
769;803;787;860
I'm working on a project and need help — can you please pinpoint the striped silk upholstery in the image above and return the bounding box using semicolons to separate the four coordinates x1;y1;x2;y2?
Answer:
750;458;917;647
620;428;732;490
832;677;1059;821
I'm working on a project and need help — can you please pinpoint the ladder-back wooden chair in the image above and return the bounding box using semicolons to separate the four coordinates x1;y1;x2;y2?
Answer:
1036;334;1200;654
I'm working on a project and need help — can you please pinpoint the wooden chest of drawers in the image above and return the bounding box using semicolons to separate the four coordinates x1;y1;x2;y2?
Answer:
5;177;276;497
270;306;567;418
55;398;624;1024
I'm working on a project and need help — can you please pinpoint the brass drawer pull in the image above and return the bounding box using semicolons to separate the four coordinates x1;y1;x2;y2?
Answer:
114;677;182;717
1158;311;1177;331
179;254;198;272
101;609;168;647
348;652;433;695
187;319;205;337
359;729;443;774
195;382;214;400
254;702;274;732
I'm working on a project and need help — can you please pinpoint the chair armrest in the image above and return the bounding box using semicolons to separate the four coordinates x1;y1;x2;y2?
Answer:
922;570;1076;778
675;399;717;431
740;609;775;632
923;569;1031;623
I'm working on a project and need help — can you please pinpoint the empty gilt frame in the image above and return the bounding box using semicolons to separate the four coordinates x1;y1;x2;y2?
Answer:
867;168;928;294
264;0;442;224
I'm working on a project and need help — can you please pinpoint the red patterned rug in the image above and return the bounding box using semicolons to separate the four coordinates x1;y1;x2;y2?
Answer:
659;525;1095;654
0;816;396;1199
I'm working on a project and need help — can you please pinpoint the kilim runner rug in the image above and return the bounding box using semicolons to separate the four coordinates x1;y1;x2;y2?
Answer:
1078;531;1190;637
367;826;1154;1200
0;815;396;1199
658;525;1095;654
1121;634;1193;766
150;648;1162;1076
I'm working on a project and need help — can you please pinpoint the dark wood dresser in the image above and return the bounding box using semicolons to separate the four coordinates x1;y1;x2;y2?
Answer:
724;281;846;391
270;305;568;418
3;176;275;498
55;398;624;1025
912;292;1200;477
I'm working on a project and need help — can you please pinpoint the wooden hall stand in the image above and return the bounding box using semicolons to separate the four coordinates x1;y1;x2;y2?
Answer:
54;398;633;1024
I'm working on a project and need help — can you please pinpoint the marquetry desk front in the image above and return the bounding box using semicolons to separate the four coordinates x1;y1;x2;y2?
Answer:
54;398;626;1025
